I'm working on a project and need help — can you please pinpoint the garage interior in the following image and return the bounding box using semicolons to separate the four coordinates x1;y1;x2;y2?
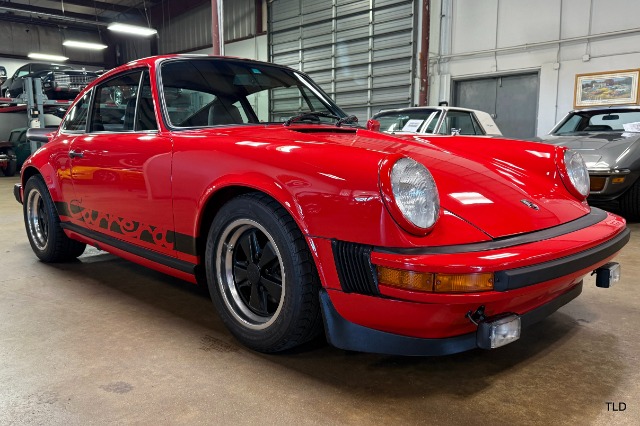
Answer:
1;0;639;424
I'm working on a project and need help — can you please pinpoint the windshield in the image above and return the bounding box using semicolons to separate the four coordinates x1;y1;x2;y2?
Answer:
373;109;440;133
554;109;640;134
159;58;347;128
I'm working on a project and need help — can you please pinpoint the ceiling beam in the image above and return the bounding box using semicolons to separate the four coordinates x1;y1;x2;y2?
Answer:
0;3;111;25
0;3;147;27
52;0;135;15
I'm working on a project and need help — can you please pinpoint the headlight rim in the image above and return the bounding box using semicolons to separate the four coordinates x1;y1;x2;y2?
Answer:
379;155;440;236
559;148;590;200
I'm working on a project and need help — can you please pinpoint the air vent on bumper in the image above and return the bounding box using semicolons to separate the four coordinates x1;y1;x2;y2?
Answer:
332;240;379;295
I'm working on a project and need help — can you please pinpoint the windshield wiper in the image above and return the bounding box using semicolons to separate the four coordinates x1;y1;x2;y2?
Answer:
283;111;340;126
336;115;358;127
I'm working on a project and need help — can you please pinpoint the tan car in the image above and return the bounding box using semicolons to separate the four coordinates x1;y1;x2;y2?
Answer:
371;105;502;137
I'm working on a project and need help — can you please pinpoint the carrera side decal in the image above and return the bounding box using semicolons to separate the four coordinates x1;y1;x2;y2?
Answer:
60;222;196;274
54;201;197;256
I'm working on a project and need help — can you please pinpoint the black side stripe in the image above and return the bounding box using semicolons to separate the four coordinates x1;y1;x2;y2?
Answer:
54;201;198;256
61;222;196;275
54;201;70;217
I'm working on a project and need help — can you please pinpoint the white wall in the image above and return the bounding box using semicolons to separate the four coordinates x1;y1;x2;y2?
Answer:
428;0;640;136
188;34;267;61
224;35;268;62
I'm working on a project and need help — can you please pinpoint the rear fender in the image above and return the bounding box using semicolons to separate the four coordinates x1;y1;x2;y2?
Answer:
21;162;64;206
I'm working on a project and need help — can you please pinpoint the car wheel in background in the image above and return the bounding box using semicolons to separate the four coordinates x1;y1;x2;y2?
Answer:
619;181;640;221
23;175;86;262
205;193;322;353
1;149;17;176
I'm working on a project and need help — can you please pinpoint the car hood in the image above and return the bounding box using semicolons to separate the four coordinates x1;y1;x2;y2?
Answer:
540;132;640;170
242;126;589;239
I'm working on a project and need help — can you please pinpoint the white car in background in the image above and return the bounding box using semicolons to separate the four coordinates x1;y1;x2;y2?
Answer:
371;105;502;136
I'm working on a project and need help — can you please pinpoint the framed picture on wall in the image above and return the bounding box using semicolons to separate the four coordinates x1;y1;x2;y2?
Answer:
574;69;640;108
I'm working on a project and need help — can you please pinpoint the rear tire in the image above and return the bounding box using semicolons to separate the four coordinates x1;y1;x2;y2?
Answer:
23;175;86;262
205;193;322;353
619;180;640;221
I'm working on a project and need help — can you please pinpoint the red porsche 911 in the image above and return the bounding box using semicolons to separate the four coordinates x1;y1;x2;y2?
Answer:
15;55;628;355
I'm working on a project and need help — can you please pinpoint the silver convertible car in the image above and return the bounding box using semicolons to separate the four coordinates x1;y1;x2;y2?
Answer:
540;106;640;219
371;106;502;137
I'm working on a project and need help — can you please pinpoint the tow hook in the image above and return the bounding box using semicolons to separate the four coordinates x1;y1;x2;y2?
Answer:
466;305;486;326
592;262;621;288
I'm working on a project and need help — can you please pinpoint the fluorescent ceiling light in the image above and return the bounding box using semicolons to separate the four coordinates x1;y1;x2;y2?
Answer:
28;53;69;62
108;23;157;36
63;40;108;50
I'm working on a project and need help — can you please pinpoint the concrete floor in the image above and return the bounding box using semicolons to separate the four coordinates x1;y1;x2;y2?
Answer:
1;175;639;426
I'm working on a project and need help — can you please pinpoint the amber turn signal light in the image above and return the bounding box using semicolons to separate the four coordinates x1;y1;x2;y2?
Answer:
433;273;494;293
377;267;494;293
377;267;433;292
589;176;606;192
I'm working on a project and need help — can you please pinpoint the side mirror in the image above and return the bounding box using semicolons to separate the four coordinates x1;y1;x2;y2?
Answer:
26;127;52;144
366;119;381;132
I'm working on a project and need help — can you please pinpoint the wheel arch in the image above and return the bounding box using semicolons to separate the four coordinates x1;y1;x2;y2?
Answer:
21;164;65;201
196;179;310;259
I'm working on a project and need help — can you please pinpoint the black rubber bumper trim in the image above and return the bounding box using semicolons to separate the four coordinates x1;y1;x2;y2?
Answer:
61;222;196;275
376;208;608;255
320;282;583;356
493;228;629;291
14;184;22;204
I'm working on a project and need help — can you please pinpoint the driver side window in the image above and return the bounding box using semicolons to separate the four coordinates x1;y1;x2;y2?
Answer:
61;90;91;132
89;71;142;133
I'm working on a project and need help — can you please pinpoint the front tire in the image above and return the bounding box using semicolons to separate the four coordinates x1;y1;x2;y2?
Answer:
205;193;322;353
23;175;86;262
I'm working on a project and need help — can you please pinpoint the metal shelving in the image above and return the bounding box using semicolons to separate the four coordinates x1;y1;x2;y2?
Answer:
0;77;73;153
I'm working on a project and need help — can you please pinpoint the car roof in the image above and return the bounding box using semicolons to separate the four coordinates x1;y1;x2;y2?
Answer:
95;54;299;86
568;105;640;113
373;106;480;116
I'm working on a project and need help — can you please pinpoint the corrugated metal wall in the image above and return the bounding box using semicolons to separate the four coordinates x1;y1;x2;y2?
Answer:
158;2;212;54
224;0;256;42
269;0;416;120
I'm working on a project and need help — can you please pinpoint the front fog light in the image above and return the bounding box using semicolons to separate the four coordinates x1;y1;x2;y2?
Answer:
594;262;621;288
477;314;521;349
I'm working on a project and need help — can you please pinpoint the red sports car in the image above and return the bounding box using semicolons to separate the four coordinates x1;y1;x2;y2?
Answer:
15;55;628;355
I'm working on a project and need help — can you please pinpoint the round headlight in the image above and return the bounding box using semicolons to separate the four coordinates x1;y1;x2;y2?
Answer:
564;150;590;198
390;157;440;230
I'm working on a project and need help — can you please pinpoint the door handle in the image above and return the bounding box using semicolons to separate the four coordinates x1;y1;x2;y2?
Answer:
69;150;84;158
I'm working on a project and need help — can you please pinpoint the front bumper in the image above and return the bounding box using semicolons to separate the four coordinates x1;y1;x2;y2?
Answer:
321;282;583;356
588;170;638;201
315;208;628;354
14;183;22;204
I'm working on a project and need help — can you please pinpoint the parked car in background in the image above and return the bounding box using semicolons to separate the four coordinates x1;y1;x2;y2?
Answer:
14;55;628;356
6;128;30;171
1;63;99;100
371;105;502;136
0;140;17;176
0;66;7;86
539;106;640;220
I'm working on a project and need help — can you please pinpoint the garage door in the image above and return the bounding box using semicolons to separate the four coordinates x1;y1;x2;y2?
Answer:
269;0;416;121
454;73;539;140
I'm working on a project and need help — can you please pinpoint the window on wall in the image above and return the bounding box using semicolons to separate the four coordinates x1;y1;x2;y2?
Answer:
223;0;265;42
